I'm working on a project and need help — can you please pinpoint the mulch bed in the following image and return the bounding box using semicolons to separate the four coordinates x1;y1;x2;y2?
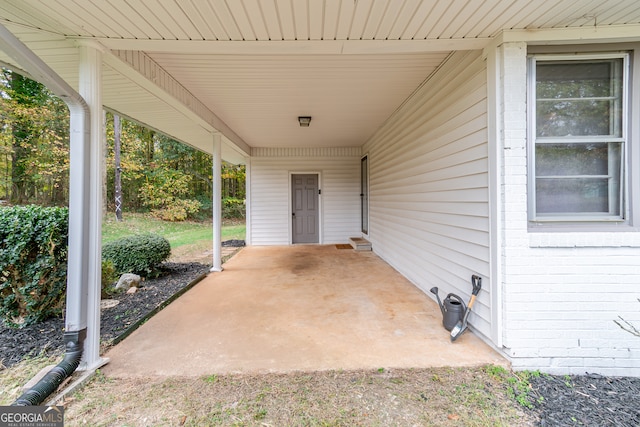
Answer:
0;262;210;369
528;373;640;426
221;239;245;247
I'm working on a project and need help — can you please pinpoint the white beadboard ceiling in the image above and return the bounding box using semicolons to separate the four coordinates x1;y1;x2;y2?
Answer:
1;0;640;160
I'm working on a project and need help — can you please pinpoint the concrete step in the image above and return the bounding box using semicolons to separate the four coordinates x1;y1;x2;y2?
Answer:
349;237;372;251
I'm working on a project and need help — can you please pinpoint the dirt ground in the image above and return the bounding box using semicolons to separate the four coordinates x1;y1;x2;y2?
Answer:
169;240;243;264
63;366;536;426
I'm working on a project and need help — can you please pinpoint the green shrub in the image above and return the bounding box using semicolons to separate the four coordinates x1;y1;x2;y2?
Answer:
194;194;213;221
101;259;118;298
222;197;245;219
138;169;202;221
151;199;201;222
102;233;171;277
0;205;68;327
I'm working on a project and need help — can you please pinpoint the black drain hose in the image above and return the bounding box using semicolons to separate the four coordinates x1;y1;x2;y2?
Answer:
12;330;85;406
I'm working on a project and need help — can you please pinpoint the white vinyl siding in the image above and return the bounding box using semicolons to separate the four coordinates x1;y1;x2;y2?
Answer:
363;51;492;340
248;149;360;245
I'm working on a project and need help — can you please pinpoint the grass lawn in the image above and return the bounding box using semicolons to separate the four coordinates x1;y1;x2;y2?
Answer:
1;357;536;426
102;213;245;249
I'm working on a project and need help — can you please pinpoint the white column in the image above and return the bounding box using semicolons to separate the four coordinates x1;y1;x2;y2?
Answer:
211;133;222;272
77;43;107;370
487;44;503;348
244;156;251;245
496;42;528;352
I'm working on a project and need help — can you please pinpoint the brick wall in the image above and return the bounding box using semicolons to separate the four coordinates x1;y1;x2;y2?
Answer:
498;42;640;376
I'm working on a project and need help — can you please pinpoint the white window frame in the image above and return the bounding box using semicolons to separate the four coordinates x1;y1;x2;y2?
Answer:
528;52;629;225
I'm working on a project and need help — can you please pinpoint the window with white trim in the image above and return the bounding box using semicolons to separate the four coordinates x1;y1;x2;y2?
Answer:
529;54;627;222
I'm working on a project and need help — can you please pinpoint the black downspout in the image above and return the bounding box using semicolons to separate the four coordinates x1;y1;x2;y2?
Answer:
12;329;86;406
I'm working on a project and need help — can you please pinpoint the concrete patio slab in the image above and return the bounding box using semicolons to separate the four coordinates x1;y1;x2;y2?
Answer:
103;245;506;377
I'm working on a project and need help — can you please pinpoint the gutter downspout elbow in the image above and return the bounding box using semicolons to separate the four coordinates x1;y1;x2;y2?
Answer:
12;331;86;406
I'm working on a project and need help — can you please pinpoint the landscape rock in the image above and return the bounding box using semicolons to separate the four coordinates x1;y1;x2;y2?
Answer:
115;273;141;290
100;299;120;309
126;286;138;295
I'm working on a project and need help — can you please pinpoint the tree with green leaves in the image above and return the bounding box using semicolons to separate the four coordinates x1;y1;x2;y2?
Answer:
0;69;70;205
1;70;245;220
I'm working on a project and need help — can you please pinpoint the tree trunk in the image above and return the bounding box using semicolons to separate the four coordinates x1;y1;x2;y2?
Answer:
10;74;29;204
114;114;123;221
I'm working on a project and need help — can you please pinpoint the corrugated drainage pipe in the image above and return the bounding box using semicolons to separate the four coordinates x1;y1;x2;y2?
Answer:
12;330;86;406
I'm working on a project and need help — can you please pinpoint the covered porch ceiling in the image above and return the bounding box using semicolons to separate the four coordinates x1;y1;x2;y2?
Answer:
2;1;640;164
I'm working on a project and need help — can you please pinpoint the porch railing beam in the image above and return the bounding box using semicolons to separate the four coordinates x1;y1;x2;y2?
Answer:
84;38;491;54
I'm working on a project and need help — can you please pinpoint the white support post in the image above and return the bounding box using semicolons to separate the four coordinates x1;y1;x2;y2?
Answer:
244;156;251;245
211;133;223;272
495;42;528;351
77;43;107;370
487;44;504;349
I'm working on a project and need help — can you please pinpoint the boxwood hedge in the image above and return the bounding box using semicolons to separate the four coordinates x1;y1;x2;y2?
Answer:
102;233;171;277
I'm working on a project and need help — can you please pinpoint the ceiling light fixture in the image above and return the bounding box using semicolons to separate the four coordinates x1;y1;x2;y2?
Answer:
298;116;312;127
